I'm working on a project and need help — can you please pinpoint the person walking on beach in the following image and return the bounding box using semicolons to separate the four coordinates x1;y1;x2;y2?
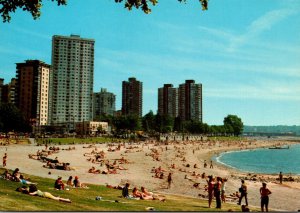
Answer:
3;153;7;167
209;160;213;169
167;173;173;189
279;172;283;184
238;179;248;206
260;182;272;212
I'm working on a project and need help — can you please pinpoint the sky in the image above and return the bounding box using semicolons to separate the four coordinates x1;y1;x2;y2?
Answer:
0;0;300;126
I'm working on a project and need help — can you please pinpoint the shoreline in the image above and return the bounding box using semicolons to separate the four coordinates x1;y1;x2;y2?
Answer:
1;137;300;211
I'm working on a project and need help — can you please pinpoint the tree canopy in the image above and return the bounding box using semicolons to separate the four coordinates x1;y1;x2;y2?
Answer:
115;0;208;14
0;0;67;23
223;114;244;136
0;103;31;133
1;0;208;23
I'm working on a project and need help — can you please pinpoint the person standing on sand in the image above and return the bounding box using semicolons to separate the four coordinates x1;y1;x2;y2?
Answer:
210;160;213;169
167;173;173;189
204;160;207;168
3;153;7;167
221;178;227;203
238;179;248;206
206;175;215;208
260;182;272;212
214;177;222;209
279;172;283;184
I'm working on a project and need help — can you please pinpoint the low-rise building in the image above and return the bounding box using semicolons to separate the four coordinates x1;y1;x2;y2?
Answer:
75;121;109;136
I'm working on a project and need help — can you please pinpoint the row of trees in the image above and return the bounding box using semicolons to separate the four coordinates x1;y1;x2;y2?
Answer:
0;103;243;136
0;103;31;134
97;111;244;136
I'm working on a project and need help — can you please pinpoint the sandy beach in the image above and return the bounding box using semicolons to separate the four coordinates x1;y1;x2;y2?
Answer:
1;137;300;211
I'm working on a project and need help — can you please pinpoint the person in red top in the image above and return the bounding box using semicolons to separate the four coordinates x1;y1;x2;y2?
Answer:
54;177;65;190
206;176;215;208
260;182;272;212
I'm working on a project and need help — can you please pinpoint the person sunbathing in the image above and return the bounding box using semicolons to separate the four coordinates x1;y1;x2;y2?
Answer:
16;185;71;203
132;187;143;199
73;176;88;188
2;169;12;180
19;175;37;185
66;176;73;187
88;166;101;174
141;186;166;201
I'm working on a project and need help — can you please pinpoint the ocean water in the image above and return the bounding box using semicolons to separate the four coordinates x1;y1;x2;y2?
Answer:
215;143;300;175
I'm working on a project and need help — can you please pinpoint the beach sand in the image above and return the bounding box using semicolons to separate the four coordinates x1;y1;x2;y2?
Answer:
1;138;300;211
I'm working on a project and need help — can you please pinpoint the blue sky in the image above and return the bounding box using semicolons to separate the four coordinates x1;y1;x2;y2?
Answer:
0;0;299;125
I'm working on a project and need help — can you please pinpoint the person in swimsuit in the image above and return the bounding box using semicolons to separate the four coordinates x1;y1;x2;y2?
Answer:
260;182;272;212
17;184;71;203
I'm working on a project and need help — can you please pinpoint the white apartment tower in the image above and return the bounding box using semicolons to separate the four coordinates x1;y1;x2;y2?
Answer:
50;35;95;125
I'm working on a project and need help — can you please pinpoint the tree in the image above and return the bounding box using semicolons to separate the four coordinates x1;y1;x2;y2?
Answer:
112;114;141;135
142;110;156;132
0;103;31;133
155;114;174;133
1;0;207;23
223;114;244;136
115;0;208;14
0;0;67;23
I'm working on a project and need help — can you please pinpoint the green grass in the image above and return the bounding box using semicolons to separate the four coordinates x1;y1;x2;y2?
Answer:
0;168;244;211
36;137;126;145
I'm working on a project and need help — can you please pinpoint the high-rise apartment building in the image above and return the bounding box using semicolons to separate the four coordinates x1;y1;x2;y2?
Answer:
50;34;95;125
158;84;178;117
0;78;16;104
94;88;116;118
122;77;143;117
0;78;3;104
178;80;202;122
15;60;51;126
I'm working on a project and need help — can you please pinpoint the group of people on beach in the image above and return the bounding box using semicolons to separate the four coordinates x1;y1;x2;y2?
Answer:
28;146;75;171
205;175;272;212
121;182;166;201
54;175;87;190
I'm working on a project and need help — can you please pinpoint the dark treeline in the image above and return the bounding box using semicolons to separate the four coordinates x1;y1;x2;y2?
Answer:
96;111;244;137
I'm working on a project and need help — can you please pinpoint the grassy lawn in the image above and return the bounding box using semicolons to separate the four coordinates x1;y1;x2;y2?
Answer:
0;168;243;211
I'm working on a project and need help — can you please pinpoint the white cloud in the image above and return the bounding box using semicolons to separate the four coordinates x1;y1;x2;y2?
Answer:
228;8;298;51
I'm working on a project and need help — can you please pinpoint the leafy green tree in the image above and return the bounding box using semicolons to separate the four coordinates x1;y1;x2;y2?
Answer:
1;0;208;23
173;116;182;132
112;114;141;134
155;114;174;133
142;110;156;132
95;113;114;125
0;0;67;22
223;114;244;136
0;103;31;133
115;0;208;14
